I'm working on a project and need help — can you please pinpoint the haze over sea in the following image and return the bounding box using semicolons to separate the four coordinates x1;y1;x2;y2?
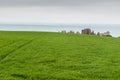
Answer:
0;24;120;37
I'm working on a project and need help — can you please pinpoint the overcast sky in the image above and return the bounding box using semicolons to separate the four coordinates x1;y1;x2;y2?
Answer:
0;0;120;24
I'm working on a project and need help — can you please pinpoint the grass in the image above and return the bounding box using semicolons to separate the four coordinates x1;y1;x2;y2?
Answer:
0;31;120;80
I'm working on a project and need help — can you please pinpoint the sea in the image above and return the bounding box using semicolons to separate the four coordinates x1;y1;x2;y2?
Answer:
0;24;120;37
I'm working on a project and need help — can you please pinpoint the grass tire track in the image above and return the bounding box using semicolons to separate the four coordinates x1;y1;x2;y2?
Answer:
0;38;35;62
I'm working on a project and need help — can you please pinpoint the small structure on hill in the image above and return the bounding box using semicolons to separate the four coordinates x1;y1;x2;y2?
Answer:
61;30;66;33
91;31;95;35
97;32;101;36
76;31;80;34
97;31;112;37
68;30;75;34
81;28;93;35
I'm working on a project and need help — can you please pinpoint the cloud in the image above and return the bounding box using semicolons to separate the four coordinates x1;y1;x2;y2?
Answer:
0;0;120;24
0;0;120;7
1;0;120;13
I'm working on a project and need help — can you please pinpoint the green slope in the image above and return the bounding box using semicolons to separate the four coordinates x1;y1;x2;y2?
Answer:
0;31;120;80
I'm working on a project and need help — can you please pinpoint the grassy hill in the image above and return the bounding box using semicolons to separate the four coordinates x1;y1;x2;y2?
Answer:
0;31;120;80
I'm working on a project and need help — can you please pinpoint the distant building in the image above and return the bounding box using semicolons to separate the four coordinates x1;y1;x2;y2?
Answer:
61;30;66;33
97;32;101;36
68;30;75;34
103;31;110;36
97;31;112;37
91;31;95;35
81;28;92;34
76;31;80;34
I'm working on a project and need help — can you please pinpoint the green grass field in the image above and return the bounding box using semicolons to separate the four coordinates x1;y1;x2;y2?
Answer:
0;31;120;80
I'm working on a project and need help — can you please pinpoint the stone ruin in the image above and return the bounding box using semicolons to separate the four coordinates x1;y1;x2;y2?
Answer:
81;28;95;35
60;28;112;37
97;31;112;37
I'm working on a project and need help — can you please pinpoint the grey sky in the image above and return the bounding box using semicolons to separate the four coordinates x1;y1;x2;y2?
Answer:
0;0;120;24
0;0;119;6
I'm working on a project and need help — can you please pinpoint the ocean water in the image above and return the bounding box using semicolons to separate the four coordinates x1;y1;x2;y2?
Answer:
0;24;120;37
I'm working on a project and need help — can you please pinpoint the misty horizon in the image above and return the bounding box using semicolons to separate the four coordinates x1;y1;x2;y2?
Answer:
0;23;120;37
